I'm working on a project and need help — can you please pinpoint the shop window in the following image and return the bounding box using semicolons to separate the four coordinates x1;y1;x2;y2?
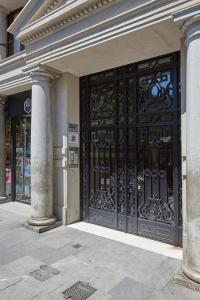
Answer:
5;118;12;198
7;8;25;57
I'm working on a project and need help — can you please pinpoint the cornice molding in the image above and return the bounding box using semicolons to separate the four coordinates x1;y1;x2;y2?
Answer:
0;51;26;74
21;0;116;44
0;75;32;95
24;0;188;66
41;0;65;17
31;0;66;22
20;0;192;45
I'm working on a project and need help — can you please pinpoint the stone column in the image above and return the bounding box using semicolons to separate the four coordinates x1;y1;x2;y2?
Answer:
27;66;60;226
0;97;6;202
182;16;200;283
0;6;7;61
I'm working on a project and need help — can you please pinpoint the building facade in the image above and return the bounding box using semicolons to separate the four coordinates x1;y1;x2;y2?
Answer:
0;0;200;286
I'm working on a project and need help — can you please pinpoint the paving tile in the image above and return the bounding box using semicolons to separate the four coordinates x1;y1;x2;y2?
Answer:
0;204;199;300
146;256;181;289
109;277;154;300
4;256;45;277
0;279;40;300
151;279;200;300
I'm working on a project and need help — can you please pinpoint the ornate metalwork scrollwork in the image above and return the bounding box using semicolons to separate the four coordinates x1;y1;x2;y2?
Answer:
90;83;115;119
139;193;174;223
127;169;136;216
138;168;175;224
138;71;173;113
118;168;126;214
90;181;115;211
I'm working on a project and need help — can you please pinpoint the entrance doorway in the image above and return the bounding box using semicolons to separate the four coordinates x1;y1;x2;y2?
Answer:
80;53;182;246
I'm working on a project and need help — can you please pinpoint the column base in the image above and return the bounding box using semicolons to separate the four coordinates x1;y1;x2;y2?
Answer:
175;270;200;292
23;220;61;234
28;216;57;226
182;263;200;284
0;196;7;204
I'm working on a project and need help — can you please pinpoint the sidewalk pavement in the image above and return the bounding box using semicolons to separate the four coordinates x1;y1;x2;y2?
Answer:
0;202;199;300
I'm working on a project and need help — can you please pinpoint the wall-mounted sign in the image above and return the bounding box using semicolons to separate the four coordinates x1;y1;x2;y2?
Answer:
68;132;79;145
68;147;79;167
69;123;78;132
24;98;32;114
68;123;79;146
7;91;31;117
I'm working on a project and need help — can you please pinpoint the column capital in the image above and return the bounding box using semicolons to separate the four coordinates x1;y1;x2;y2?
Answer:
173;5;200;43
0;96;6;108
0;6;8;15
182;14;200;44
23;64;62;84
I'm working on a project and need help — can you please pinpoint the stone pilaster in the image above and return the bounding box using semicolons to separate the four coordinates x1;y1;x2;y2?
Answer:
27;66;60;226
52;74;80;225
0;96;6;202
181;14;200;284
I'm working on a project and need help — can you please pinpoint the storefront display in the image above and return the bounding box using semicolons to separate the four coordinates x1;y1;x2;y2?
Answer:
15;117;31;202
5;119;12;198
5;91;31;203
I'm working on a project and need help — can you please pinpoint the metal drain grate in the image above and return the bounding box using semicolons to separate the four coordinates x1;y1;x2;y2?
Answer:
62;281;96;300
72;244;82;249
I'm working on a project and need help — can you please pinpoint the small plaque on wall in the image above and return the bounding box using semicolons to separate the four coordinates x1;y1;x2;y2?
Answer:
68;123;79;146
68;148;79;167
68;132;79;145
69;123;78;132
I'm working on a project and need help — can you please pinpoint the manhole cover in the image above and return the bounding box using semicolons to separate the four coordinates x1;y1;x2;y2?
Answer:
40;265;60;275
62;281;96;300
72;244;82;249
29;268;52;282
29;265;60;281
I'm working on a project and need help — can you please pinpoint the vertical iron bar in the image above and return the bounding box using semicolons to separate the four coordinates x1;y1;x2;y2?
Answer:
134;67;138;230
124;76;128;232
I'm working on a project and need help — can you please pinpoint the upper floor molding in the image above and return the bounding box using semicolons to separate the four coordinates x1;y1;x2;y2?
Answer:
8;0;117;44
1;0;200;96
8;0;199;48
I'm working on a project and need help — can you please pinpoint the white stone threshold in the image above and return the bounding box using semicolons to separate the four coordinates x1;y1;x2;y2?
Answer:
69;222;183;261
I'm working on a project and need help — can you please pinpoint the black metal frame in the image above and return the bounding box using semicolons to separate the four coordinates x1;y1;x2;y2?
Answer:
80;52;181;246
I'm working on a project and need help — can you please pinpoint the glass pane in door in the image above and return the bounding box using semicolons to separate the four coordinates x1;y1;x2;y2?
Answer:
15;117;31;203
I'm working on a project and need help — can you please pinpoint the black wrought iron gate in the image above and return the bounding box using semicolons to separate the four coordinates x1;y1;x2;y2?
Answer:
80;52;182;246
